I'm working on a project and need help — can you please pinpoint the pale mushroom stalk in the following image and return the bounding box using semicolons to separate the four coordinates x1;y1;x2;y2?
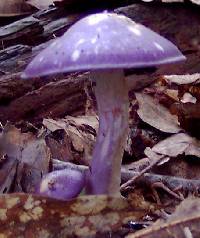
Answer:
87;69;129;194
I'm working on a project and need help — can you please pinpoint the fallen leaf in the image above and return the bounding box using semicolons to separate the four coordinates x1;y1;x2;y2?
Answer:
164;73;200;85
43;116;98;164
0;124;51;192
144;147;170;166
135;93;181;133
0;156;18;193
0;193;151;237
170;103;200;138
152;133;200;158
126;197;200;238
14;162;44;193
164;89;179;102
181;92;197;104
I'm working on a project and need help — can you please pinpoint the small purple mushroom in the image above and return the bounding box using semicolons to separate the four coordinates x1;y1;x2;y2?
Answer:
22;13;185;196
37;169;85;200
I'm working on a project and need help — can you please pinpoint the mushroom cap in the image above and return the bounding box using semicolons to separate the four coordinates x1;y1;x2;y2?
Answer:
22;13;185;78
37;169;85;200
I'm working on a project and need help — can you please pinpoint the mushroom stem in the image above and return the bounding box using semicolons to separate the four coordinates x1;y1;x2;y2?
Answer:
87;69;129;195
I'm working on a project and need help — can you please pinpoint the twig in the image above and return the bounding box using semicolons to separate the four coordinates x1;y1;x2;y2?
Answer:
52;159;88;172
120;148;165;191
121;169;200;195
52;160;200;195
151;182;183;201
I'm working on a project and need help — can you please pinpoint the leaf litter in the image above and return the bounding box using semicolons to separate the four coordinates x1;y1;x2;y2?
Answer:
1;3;200;238
1;79;200;236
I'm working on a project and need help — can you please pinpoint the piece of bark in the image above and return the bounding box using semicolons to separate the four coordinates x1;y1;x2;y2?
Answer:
0;44;31;62
0;6;82;50
0;72;57;105
0;12;81;72
0;16;43;48
0;74;88;122
0;193;151;238
0;41;51;74
115;4;200;75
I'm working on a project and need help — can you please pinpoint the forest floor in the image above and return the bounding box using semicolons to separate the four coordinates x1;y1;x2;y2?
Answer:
0;1;200;237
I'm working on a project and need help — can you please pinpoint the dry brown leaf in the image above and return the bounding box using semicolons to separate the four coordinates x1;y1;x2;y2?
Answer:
46;132;74;162
26;0;54;9
126;197;200;238
170;103;200;139
164;73;200;85
191;0;200;4
43;115;98;134
0;156;18;193
181;92;197;104
0;124;51;170
0;124;51;192
43;116;98;164
0;193;151;237
135;93;181;133
152;133;200;158
164;89;179;102
0;0;32;16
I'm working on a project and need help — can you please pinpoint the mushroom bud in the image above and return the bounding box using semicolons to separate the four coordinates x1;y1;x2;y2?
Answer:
22;13;185;196
37;169;85;200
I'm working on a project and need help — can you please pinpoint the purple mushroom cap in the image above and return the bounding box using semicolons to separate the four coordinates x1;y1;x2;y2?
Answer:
37;169;85;200
22;13;185;78
24;12;185;196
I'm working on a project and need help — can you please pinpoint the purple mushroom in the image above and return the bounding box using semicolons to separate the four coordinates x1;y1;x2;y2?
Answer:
22;13;185;196
37;169;85;200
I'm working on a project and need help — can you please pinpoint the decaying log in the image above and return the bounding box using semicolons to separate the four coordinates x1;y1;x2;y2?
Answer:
0;73;54;104
0;7;82;50
0;42;50;74
115;4;200;75
0;193;150;237
0;73;88;122
0;4;200;123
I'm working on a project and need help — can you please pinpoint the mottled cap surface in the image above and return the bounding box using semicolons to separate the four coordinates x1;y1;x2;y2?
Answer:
23;13;185;78
38;169;85;200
